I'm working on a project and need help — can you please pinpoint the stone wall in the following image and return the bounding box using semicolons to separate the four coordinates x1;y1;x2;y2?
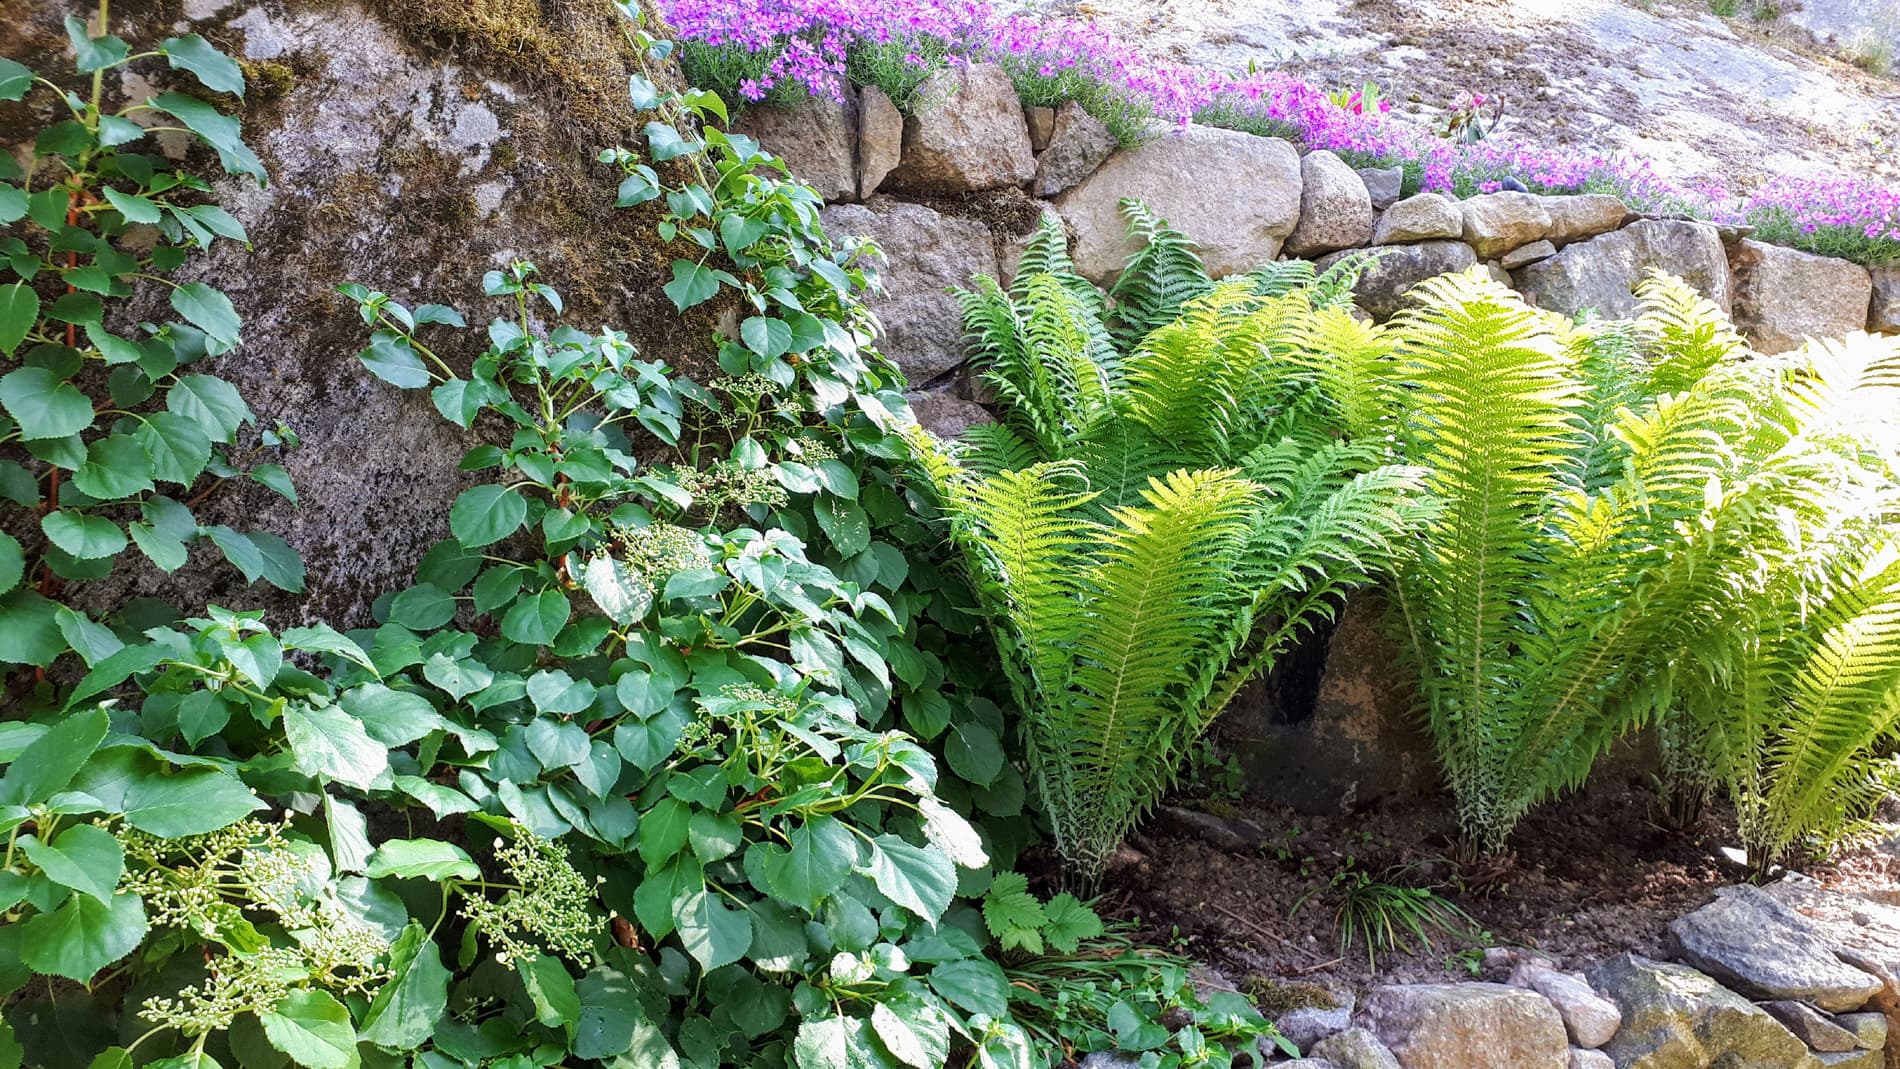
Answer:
734;65;1898;436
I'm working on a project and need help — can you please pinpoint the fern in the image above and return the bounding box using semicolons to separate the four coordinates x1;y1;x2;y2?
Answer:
915;220;1428;879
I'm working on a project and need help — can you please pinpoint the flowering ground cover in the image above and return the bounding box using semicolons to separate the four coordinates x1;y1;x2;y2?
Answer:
661;0;1900;265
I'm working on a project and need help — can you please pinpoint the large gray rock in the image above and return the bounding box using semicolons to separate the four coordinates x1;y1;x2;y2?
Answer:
1033;101;1117;197
9;0;723;629
1729;239;1875;354
1310;1027;1401;1069
1757;877;1900;1013
857;85;903;199
1588;954;1815;1069
1760;1002;1858;1052
1358;983;1570;1069
1544;194;1631;245
1870;268;1900;333
1813;1050;1881;1069
1285;150;1375;257
886;62;1035;193
1052;125;1302;282
1668;885;1886;1012
1373;193;1465;245
734;97;857;202
1514;219;1732;319
1315;241;1479;321
1461;192;1555;258
820;198;999;382
1511;964;1623;1048
1357;166;1406;210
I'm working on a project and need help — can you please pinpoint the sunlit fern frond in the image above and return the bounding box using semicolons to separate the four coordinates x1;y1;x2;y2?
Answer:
956;273;1111;455
1634;269;1748;395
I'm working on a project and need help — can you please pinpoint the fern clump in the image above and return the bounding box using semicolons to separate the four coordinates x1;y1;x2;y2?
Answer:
912;206;1432;880
1359;268;1900;864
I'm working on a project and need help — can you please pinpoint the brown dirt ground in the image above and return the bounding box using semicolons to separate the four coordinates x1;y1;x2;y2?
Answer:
1083;775;1900;999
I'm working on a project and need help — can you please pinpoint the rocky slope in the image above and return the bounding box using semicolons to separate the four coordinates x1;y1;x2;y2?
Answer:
1015;0;1900;191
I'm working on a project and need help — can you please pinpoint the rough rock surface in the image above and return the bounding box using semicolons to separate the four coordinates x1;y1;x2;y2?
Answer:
1371;193;1464;245
1760;1001;1858;1052
1285;150;1375;257
1279;994;1358;1054
1460;192;1554;258
1813;1050;1882;1069
1309;1027;1401;1069
1871;269;1900;334
5;0;728;628
1357;166;1405;211
1223;594;1436;812
1033;101;1117;197
1728;239;1875;354
906;392;994;439
1500;239;1558;270
886;63;1035;193
1757;877;1900;1013
820;198;999;382
1358;983;1570;1069
1588;954;1815;1069
1053;124;1302;282
1511;964;1623;1049
1544;194;1631;245
1568;1050;1614;1069
1515;220;1732;319
1668;885;1886;1011
1834;1012;1889;1050
1316;241;1479;321
735;97;857;202
1026;104;1056;151
857;86;903;199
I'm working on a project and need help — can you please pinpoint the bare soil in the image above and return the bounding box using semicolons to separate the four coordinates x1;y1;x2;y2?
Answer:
1089;774;1900;1000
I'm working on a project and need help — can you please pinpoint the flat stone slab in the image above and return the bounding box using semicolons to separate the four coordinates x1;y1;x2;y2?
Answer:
1668;885;1885;1012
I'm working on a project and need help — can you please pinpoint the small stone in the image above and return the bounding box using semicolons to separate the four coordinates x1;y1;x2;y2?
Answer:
1669;885;1887;1011
906;392;993;439
1588;953;1816;1069
1034;101;1118;197
1358;983;1569;1069
1357;166;1406;210
1276;991;1357;1054
1052;125;1303;282
1833;1012;1887;1050
1460;191;1555;258
857;85;903;199
1077;1053;1142;1069
1867;268;1899;333
1152;805;1260;852
1285;150;1376;257
734;97;857;203
1500;239;1558;269
1510;964;1623;1048
1543;194;1630;245
1372;193;1464;244
1309;1027;1401;1069
1568;1049;1614;1069
1728;240;1875;355
1759;1001;1858;1052
1027;105;1057;151
887;62;1035;193
1316;241;1478;321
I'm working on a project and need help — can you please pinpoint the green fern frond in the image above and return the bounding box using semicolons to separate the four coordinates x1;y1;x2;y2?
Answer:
1634;270;1747;395
956;273;1112;454
1107;199;1214;347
